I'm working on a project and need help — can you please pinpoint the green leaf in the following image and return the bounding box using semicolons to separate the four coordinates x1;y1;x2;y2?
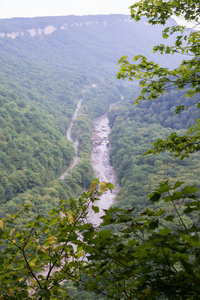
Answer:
182;186;199;194
158;228;171;235
171;191;183;200
175;105;186;114
99;230;111;239
173;181;184;189
38;289;51;298
106;182;114;190
148;192;161;203
36;215;44;221
157;181;170;193
148;221;158;230
92;206;99;213
127;206;136;213
165;215;174;222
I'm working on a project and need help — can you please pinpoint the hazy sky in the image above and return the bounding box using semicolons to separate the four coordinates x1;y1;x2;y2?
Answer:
0;0;134;19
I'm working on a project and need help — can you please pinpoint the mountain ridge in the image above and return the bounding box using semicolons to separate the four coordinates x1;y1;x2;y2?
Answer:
0;14;177;40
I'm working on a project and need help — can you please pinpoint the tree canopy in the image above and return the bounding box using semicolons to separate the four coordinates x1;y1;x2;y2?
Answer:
1;1;200;299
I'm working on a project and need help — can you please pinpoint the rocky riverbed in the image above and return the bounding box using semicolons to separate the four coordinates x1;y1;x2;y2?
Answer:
89;111;119;225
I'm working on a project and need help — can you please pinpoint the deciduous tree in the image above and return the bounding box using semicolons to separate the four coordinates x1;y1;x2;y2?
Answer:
117;0;200;159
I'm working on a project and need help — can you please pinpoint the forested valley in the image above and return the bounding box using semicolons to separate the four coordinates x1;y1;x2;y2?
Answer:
0;14;185;220
1;6;200;299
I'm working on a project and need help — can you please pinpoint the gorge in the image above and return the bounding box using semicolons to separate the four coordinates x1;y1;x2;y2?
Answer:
1;7;200;299
59;85;119;225
0;13;196;220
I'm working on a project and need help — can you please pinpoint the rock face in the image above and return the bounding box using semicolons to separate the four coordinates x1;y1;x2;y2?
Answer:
0;16;133;39
0;14;177;39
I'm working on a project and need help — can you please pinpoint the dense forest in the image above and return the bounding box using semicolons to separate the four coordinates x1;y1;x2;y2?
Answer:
0;14;183;218
1;4;200;299
108;88;200;216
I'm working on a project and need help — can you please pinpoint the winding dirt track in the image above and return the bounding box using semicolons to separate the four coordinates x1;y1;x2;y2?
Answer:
59;87;89;179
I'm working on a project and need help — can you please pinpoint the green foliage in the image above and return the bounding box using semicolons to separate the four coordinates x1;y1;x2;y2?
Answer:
0;157;94;224
1;180;200;299
108;87;198;130
0;179;114;299
82;180;200;299
1;9;200;300
0;86;75;204
119;1;200;99
117;0;200;157
0;13;185;214
83;83;121;119
107;101;200;216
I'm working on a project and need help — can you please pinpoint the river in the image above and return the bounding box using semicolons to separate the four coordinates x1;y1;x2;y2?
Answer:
60;86;119;225
89;111;119;225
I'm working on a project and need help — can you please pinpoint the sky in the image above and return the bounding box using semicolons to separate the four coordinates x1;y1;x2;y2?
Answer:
0;0;133;19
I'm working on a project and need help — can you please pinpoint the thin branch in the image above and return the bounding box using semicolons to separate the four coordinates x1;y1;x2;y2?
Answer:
21;247;43;290
171;197;190;234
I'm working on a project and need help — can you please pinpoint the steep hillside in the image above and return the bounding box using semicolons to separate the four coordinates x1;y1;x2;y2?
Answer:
108;88;200;216
0;15;181;77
